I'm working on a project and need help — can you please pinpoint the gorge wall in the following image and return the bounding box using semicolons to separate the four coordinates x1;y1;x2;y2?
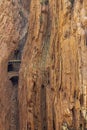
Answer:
0;0;29;130
0;0;87;130
19;0;87;130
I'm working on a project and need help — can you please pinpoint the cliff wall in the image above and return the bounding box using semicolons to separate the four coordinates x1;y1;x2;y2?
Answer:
19;0;87;130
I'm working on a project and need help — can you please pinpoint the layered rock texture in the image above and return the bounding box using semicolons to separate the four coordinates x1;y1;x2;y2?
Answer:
19;0;87;130
0;0;87;130
0;0;29;130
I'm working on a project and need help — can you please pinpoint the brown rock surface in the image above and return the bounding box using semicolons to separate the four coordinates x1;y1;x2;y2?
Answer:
0;0;29;130
19;0;87;130
0;0;87;130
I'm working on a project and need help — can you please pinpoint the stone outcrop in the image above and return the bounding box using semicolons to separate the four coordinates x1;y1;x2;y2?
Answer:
0;0;29;130
19;0;87;130
0;0;87;130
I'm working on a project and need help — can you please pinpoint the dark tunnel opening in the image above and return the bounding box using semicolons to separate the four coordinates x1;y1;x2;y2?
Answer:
10;76;19;86
8;63;14;72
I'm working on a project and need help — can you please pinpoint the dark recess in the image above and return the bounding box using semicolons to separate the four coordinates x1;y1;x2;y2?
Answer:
10;76;19;86
8;63;14;72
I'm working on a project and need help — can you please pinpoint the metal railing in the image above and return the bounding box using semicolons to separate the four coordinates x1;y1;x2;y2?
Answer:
8;60;21;63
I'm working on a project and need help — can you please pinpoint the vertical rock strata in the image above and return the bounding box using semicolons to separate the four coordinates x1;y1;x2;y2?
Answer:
19;0;87;130
0;1;19;130
0;0;29;130
0;0;87;130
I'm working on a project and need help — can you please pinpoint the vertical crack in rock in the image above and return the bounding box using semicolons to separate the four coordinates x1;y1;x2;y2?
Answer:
40;84;47;130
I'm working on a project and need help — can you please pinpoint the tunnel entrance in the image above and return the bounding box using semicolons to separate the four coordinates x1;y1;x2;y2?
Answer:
8;63;14;72
8;60;21;72
10;76;19;86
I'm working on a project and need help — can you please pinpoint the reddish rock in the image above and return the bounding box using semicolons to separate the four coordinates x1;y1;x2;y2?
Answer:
19;0;87;130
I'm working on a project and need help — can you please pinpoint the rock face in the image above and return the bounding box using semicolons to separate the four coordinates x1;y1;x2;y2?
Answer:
0;0;29;130
19;0;87;130
0;0;87;130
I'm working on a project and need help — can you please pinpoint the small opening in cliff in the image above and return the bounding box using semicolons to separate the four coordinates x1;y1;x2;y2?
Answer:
10;76;19;86
8;63;14;72
8;60;21;72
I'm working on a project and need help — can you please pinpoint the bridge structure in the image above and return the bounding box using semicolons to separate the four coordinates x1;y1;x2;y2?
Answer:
8;71;19;79
8;60;21;63
8;60;21;85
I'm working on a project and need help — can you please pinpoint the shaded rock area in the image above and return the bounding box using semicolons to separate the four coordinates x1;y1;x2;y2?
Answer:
0;0;29;130
10;82;19;130
0;0;87;130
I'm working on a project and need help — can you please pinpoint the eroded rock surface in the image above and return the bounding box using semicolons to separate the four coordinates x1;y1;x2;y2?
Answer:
0;0;29;130
0;0;87;130
19;0;87;130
